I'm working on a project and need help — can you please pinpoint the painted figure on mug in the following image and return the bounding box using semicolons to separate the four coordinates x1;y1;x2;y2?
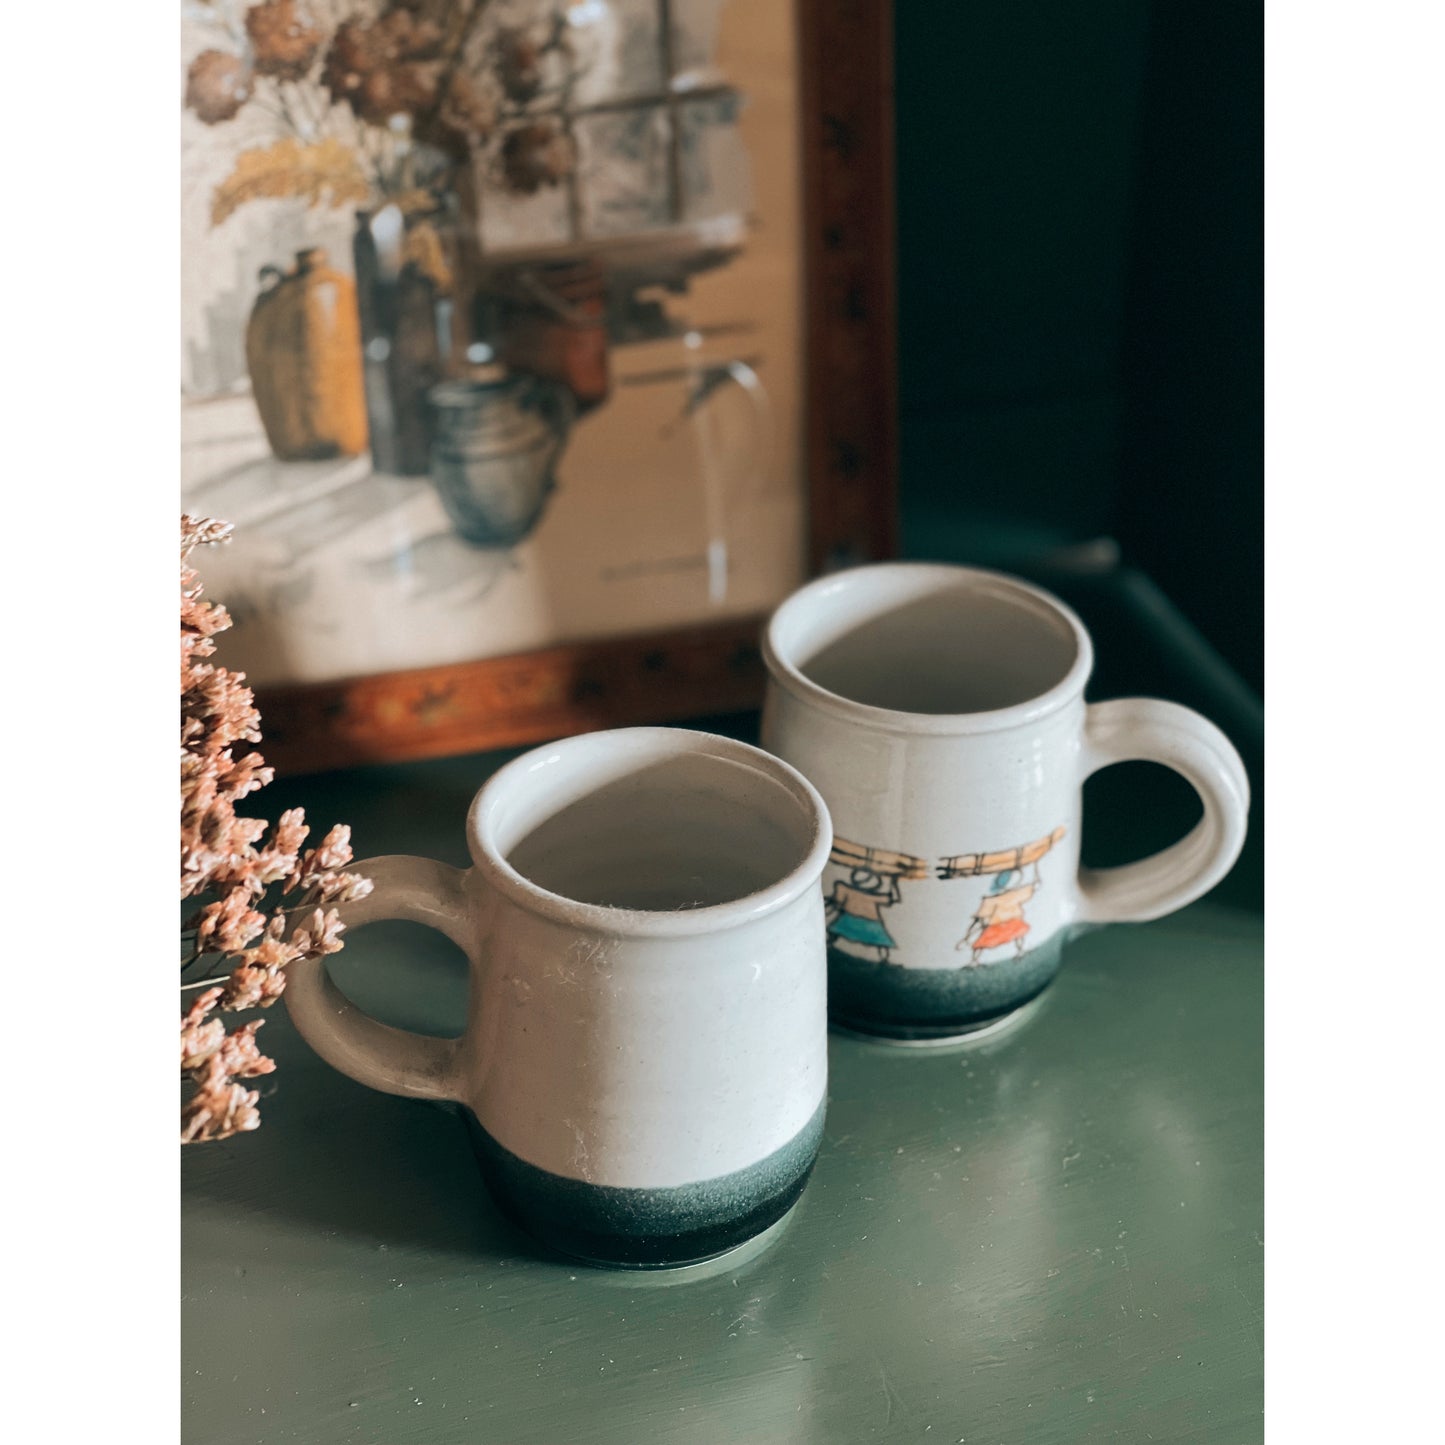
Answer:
957;870;1037;964
825;867;902;965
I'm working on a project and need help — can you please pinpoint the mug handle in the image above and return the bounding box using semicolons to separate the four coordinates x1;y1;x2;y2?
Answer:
1075;699;1251;924
284;855;473;1102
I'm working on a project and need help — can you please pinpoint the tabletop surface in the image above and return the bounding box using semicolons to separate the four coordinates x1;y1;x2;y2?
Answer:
182;724;1263;1445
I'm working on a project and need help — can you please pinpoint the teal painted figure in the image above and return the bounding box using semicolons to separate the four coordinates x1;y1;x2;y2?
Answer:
826;867;902;964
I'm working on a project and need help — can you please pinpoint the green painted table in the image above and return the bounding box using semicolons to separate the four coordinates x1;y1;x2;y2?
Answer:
182;723;1263;1445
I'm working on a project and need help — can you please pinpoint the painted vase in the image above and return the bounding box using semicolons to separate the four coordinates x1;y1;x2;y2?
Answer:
353;210;446;477
244;248;368;461
427;369;575;547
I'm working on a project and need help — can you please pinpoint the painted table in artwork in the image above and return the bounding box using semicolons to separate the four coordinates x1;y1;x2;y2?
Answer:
182;728;1263;1445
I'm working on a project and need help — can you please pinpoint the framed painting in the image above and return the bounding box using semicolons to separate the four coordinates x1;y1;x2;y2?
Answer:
181;0;896;771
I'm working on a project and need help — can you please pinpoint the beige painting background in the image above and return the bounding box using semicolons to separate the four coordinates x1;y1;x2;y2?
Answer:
181;0;805;687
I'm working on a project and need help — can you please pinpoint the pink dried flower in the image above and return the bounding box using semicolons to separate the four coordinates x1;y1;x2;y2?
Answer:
214;1020;277;1080
180;988;227;1071
181;515;234;557
219;963;288;1012
182;1058;263;1143
317;872;374;906
290;906;347;958
180;516;367;1143
305;823;352;874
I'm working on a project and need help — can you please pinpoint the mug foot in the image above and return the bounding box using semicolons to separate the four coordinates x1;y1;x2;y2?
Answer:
461;1100;825;1270
593;1195;805;1284
827;934;1066;1043
831;989;1049;1046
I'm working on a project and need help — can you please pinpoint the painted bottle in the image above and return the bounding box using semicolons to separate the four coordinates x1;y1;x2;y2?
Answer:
245;247;369;461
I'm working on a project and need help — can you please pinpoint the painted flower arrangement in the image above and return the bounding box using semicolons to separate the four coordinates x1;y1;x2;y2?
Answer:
185;0;579;228
180;516;371;1143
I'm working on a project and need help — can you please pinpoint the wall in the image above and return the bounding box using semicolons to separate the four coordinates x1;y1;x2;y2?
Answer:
894;0;1263;692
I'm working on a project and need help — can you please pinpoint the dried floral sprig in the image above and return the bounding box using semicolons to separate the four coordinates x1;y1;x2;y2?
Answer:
187;1;578;224
246;0;325;83
186;49;255;124
181;515;370;1144
209;136;371;227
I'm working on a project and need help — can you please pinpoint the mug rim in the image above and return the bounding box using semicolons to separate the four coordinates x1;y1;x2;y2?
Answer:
466;727;833;937
762;562;1095;736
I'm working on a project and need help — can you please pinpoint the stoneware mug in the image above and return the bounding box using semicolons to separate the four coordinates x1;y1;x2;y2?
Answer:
761;563;1250;1043
285;727;833;1269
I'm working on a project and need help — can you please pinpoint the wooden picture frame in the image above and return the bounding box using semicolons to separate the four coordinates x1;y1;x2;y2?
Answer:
240;0;897;773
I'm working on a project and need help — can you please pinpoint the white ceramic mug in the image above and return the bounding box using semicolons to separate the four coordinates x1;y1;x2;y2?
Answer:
285;728;833;1268
761;563;1250;1042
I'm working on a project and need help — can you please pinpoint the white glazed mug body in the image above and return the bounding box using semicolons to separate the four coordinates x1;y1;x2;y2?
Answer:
285;728;833;1267
761;564;1250;1041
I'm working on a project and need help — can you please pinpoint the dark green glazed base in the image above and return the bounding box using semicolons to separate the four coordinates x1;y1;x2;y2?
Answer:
462;1099;826;1270
828;933;1069;1041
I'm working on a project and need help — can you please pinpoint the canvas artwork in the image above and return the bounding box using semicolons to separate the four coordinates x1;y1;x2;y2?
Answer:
181;0;805;689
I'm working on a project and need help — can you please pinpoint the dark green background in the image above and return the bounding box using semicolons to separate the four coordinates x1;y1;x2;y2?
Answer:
895;0;1262;694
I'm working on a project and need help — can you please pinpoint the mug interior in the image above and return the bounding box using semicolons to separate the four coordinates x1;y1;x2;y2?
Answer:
490;734;820;912
781;570;1081;715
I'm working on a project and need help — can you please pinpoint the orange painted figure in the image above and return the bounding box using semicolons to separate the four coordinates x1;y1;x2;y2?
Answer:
957;870;1038;964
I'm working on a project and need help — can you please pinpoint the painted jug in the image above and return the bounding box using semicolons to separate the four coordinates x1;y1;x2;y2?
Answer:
244;247;368;461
